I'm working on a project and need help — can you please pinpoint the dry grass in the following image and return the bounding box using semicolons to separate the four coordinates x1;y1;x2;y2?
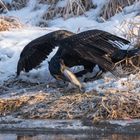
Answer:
118;17;140;48
42;0;94;21
0;97;28;115
38;0;59;4
0;75;140;121
63;0;93;19
1;0;94;20
126;21;140;48
0;0;28;11
112;16;140;75
0;0;140;122
94;93;140;120
100;0;137;20
0;16;24;31
0;90;140;121
11;0;29;10
0;0;9;12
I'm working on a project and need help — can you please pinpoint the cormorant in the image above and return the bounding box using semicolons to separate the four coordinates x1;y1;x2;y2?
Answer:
17;29;140;89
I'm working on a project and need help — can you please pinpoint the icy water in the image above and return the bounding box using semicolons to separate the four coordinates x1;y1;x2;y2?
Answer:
0;133;140;140
0;119;140;140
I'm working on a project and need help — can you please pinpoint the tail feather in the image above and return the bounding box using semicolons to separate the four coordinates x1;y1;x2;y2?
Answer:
127;48;140;58
111;50;127;62
111;48;140;64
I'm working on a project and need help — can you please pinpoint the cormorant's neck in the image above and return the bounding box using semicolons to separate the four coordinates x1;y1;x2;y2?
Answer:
49;55;61;76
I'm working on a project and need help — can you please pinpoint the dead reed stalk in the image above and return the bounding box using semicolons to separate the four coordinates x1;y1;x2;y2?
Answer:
0;0;9;12
0;16;24;31
119;18;140;48
11;0;29;10
38;0;59;4
42;0;93;21
101;0;137;20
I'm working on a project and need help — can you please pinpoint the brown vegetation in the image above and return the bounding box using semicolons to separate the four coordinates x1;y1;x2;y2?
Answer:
11;0;29;10
118;16;140;48
0;16;24;31
38;0;59;5
0;0;29;11
0;73;140;121
42;0;94;21
0;0;140;122
0;89;140;121
100;0;137;20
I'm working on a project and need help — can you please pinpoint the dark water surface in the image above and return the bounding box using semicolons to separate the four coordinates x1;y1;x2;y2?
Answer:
0;133;140;140
0;119;140;140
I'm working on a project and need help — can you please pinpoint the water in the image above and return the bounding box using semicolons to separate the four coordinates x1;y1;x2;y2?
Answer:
0;119;140;140
0;133;140;140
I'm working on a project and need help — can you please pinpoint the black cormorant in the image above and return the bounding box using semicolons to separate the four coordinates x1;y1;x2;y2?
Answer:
17;29;140;89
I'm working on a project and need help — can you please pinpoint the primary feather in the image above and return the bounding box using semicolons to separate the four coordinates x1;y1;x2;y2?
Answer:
17;30;74;75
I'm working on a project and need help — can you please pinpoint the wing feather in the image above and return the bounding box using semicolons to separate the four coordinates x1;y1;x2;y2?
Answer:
63;29;130;53
60;29;130;71
17;30;74;75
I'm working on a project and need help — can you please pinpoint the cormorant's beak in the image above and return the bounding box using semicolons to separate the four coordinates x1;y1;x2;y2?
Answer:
60;60;83;90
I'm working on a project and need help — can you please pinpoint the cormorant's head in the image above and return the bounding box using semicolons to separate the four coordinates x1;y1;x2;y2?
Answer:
48;58;82;89
48;58;64;81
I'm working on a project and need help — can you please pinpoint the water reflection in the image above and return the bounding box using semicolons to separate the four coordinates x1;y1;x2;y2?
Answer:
102;134;140;140
0;134;17;140
0;134;140;140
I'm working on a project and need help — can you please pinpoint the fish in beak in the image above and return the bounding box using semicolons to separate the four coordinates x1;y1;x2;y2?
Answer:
60;60;84;90
63;68;83;89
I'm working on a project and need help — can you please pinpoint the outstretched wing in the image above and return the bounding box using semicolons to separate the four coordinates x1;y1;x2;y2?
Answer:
17;30;74;75
60;29;130;71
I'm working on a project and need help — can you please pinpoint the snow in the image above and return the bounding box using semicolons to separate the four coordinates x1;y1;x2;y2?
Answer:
4;0;49;26
0;116;88;130
109;119;140;126
0;28;60;84
0;0;140;94
57;0;67;7
3;0;12;4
